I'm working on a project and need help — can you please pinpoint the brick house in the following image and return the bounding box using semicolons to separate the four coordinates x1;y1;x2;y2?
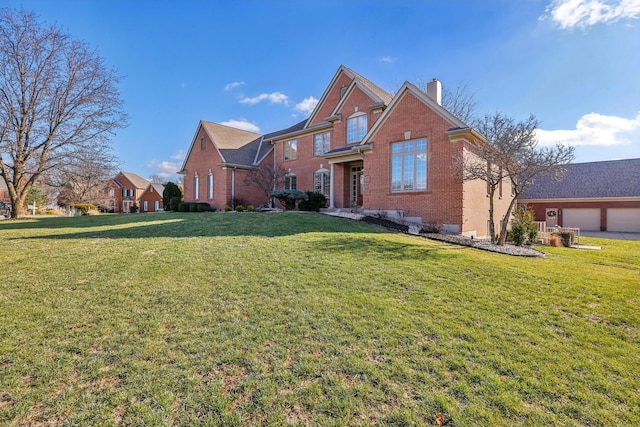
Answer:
103;172;150;213
519;158;640;232
139;183;165;212
0;176;9;204
181;66;511;237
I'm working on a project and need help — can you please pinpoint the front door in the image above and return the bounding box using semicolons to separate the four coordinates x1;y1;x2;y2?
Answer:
351;166;363;207
546;208;558;229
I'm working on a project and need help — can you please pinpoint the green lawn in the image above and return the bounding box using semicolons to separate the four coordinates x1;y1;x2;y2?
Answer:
0;212;638;426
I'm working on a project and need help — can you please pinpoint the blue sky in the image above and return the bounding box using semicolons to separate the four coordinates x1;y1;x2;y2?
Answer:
6;0;640;180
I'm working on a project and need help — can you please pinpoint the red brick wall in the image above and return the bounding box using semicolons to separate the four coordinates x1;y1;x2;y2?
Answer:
364;91;465;229
139;187;163;212
183;127;271;210
309;72;353;126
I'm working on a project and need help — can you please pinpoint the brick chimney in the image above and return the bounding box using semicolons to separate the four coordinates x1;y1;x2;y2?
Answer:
426;78;442;105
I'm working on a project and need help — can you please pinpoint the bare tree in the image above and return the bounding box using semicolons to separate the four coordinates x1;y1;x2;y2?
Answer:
416;77;478;125
149;174;166;184
45;144;119;206
243;161;288;206
457;112;574;245
0;8;127;217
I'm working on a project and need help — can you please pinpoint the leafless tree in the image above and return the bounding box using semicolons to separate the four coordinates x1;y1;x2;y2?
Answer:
45;144;119;206
243;161;288;206
0;8;127;217
416;77;479;125
149;174;166;184
457;112;574;244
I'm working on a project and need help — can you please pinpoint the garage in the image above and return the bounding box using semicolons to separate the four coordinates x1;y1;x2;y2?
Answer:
562;208;601;231
607;208;640;232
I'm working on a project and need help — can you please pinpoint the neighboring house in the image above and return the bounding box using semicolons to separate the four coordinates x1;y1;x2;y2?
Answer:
519;158;640;232
103;172;150;213
181;65;511;237
139;183;165;212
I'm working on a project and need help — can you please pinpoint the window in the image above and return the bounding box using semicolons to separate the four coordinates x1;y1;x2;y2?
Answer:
208;173;214;199
108;188;114;197
194;174;199;199
314;132;331;156
154;201;160;211
347;113;367;143
201;137;205;150
314;170;330;197
391;138;427;192
143;201;148;211
284;140;297;160
284;173;297;190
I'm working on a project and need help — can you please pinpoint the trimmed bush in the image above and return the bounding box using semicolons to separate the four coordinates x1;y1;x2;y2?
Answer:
71;203;97;215
247;205;256;212
269;189;308;211
223;205;232;212
169;197;181;212
299;191;327;212
178;202;189;212
235;205;245;212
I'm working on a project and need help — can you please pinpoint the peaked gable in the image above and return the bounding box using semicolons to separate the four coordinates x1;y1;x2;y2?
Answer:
362;81;466;144
305;65;392;128
119;172;150;190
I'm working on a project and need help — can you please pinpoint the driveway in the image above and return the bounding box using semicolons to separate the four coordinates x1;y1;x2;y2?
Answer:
580;231;640;241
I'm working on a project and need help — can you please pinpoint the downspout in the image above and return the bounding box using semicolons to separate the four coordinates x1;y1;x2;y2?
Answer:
231;167;235;209
271;141;276;208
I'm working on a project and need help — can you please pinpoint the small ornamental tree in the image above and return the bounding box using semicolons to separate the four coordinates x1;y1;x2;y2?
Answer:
269;189;308;211
163;182;182;211
510;205;538;246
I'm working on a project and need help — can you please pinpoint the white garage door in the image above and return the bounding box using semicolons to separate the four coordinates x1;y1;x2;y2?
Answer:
607;208;640;232
563;208;601;231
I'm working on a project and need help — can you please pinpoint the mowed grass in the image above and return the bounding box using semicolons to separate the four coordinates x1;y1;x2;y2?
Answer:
0;213;638;426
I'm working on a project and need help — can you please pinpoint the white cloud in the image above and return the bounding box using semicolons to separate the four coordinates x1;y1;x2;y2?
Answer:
220;119;261;133
239;92;288;105
170;149;186;161
224;81;246;91
544;0;640;28
379;56;396;63
146;159;182;179
536;111;640;146
295;96;319;115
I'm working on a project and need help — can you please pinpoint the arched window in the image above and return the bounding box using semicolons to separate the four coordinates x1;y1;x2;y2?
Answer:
194;173;199;200
284;173;297;190
314;168;330;197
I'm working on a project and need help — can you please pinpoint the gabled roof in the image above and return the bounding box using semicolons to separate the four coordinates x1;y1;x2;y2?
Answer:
0;176;8;191
362;81;467;144
520;158;640;200
305;65;392;128
200;121;262;150
120;172;150;189
149;183;165;194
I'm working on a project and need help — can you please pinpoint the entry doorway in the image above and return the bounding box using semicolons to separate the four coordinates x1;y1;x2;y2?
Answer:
351;166;363;207
546;208;558;228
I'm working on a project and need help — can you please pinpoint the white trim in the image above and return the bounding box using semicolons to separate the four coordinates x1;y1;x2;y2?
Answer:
520;197;640;203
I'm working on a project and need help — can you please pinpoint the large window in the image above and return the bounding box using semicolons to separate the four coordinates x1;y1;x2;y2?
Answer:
314;170;330;197
347;113;367;143
314;132;331;156
284;140;297;160
391;138;427;192
194;174;199;200
208;173;214;199
284;173;297;190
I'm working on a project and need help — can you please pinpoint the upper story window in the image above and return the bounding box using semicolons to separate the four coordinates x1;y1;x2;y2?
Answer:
201;137;205;150
284;173;297;190
284;140;297;161
347;113;367;143
314;132;331;156
391;138;427;192
108;188;114;197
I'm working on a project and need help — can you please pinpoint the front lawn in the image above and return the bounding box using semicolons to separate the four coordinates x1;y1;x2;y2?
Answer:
0;213;638;426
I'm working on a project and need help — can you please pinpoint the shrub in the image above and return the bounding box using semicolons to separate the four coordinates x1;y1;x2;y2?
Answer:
549;235;562;247
178;202;189;212
223;204;232;212
558;231;574;247
71;203;97;215
235;205;245;212
510;205;537;246
188;203;199;212
247;205;256;212
269;189;308;211
197;203;213;212
169;197;181;212
130;204;139;213
45;209;56;215
163;182;182;211
299;191;327;212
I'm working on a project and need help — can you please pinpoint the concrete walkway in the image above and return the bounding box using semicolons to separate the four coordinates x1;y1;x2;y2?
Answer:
580;231;640;241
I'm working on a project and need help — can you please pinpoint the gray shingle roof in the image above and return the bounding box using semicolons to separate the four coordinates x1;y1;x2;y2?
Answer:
121;172;150;190
520;158;640;200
